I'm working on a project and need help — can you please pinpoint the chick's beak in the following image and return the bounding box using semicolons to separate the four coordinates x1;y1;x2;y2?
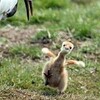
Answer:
24;0;33;20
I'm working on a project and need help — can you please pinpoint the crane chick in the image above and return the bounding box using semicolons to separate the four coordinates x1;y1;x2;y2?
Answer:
42;41;85;93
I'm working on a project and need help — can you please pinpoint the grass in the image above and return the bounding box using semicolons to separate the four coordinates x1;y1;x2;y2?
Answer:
0;57;42;90
0;0;100;99
9;44;41;59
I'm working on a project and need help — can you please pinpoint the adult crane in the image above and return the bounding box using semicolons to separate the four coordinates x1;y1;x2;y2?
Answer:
0;0;33;20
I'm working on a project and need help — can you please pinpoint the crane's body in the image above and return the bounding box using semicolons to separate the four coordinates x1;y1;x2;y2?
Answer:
0;0;33;20
0;0;17;20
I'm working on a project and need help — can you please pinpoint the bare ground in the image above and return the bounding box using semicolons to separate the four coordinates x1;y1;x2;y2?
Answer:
0;88;100;100
0;25;38;45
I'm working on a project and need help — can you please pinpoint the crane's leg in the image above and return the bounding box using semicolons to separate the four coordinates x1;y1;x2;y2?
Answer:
24;0;33;20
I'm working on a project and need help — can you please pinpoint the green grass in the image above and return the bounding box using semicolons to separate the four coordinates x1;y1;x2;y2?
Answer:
0;0;100;99
9;44;41;59
0;57;43;90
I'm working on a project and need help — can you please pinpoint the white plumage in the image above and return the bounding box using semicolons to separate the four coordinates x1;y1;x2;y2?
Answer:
0;0;17;20
0;0;33;20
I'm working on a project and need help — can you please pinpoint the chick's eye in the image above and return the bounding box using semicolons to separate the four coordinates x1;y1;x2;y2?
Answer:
69;46;72;49
63;44;66;47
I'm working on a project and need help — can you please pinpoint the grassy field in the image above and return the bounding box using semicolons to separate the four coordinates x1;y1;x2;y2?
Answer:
0;0;100;99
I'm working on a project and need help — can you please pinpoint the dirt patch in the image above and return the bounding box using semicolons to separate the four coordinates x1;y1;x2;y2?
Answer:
0;88;99;100
0;25;38;45
0;88;48;100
